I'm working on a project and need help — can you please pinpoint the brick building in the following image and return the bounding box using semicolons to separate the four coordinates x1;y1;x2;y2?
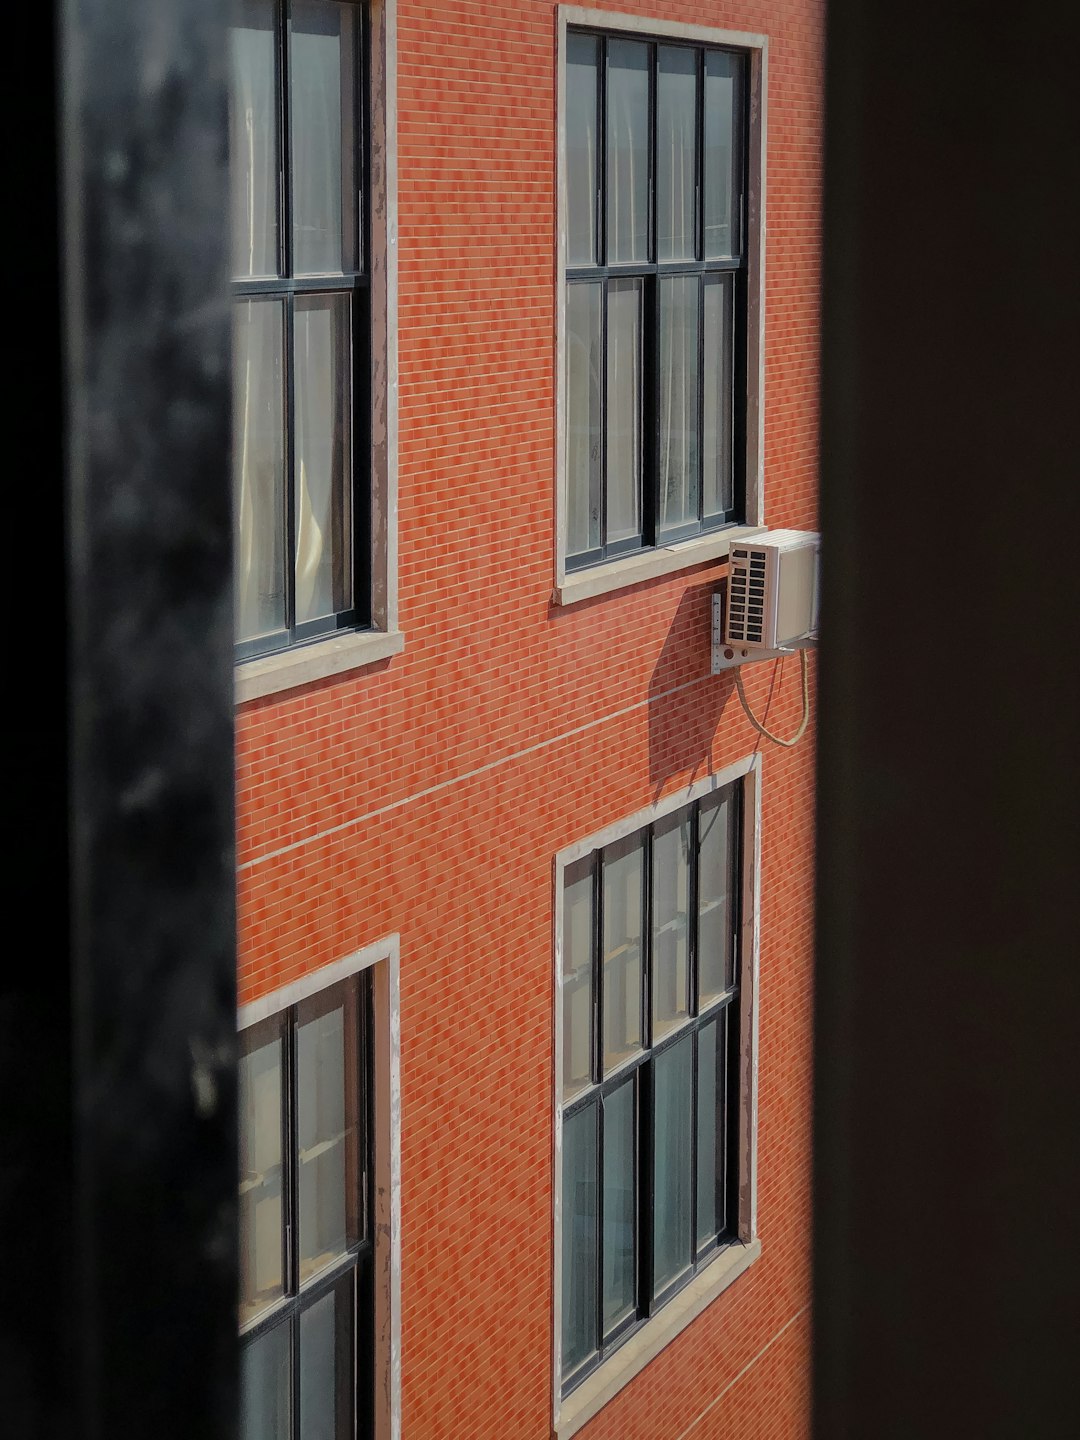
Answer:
231;2;821;1437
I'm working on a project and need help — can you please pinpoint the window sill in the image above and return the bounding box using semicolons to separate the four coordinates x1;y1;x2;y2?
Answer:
554;527;767;607
235;629;405;704
553;1237;761;1440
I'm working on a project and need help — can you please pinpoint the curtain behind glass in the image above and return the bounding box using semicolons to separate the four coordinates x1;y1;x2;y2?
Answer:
563;858;594;1098
602;1081;636;1335
606;41;649;264
653;1035;694;1291
657;46;697;262
230;0;279;279
241;1325;290;1440
606;279;643;545
566;284;603;557
659;276;700;534
562;1105;599;1374
705;52;741;259
291;0;357;275
294;294;351;625
567;34;599;266
234;300;287;644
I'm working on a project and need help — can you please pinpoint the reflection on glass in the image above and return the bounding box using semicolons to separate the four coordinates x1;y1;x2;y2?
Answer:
294;294;352;626
657;46;697;262
703;278;734;518
602;834;644;1071
297;993;356;1282
239;1023;284;1325
704;51;741;259
659;276;701;535
606;279;643;545
241;1322;290;1440
562;857;594;1097
606;40;649;263
566;284;603;558
291;0;357;274
562;1104;599;1374
230;0;280;278
699;791;737;1002
603;1081;636;1335
652;812;691;1039
696;1019;723;1249
567;34;599;266
300;1278;353;1440
653;1034;693;1292
234;300;286;645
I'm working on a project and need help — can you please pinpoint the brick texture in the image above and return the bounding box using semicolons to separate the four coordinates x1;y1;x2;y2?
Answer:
236;2;822;1435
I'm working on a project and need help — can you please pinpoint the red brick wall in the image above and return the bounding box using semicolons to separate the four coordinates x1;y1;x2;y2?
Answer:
236;2;823;1435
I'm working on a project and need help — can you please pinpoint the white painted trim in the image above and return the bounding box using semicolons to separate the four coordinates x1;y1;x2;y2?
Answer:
235;629;404;703
554;8;768;595
234;0;400;706
551;756;763;1429
238;934;402;1440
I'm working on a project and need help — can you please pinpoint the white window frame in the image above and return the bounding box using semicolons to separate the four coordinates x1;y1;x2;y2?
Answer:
238;934;402;1440
236;0;402;703
552;756;762;1437
554;6;769;607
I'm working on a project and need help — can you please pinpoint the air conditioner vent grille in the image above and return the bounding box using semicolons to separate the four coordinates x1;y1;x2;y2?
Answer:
728;547;767;644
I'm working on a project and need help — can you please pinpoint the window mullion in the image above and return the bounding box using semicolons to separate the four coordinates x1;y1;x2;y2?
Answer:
287;1008;301;1439
284;292;297;636
689;803;701;1016
639;1052;655;1314
596;1094;605;1358
280;0;293;278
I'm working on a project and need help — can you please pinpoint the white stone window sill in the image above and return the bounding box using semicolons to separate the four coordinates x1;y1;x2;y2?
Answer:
554;527;767;606
235;629;405;704
554;1237;761;1439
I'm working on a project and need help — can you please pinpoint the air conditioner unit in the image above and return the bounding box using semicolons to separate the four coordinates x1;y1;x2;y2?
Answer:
726;530;820;651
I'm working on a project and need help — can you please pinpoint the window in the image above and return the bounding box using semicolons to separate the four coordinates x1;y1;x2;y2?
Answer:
562;23;751;571
557;781;747;1397
239;973;374;1438
230;0;369;660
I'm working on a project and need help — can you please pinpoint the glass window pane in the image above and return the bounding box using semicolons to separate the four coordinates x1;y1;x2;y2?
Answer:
291;0;358;275
233;299;287;645
294;293;352;626
698;790;738;1003
658;276;701;536
561;1104;599;1375
300;1276;354;1440
297;985;359;1283
602;1080;636;1336
653;1034;694;1292
602;834;644;1072
567;33;599;266
230;0;280;278
703;277;734;518
606;40;649;264
657;46;697;262
605;278;643;546
652;812;691;1040
696;1018;723;1248
241;1323;290;1440
704;51;741;259
239;1021;285;1325
562;857;594;1098
566;283;602;558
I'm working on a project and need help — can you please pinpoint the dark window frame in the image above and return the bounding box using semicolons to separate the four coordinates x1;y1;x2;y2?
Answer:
232;0;372;662
564;27;749;570
239;972;375;1438
559;784;744;1397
